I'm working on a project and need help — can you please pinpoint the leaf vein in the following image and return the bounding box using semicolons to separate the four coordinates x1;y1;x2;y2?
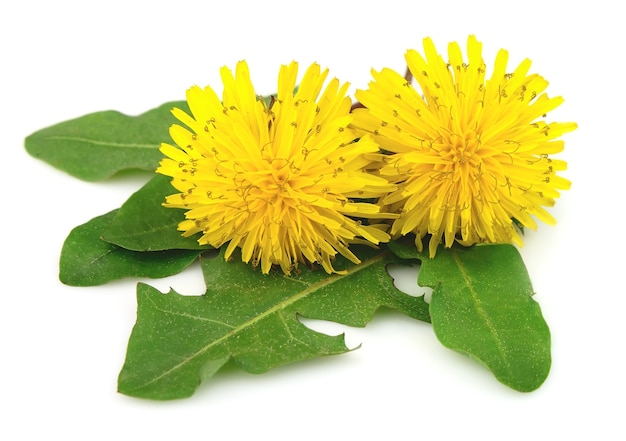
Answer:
451;250;512;373
279;310;311;348
108;221;179;240
47;135;157;149
89;249;113;265
145;295;236;329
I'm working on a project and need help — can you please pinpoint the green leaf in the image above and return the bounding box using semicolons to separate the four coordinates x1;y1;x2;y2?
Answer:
25;100;188;181
60;210;203;286
117;246;429;400
102;174;209;251
390;238;551;392
387;236;429;261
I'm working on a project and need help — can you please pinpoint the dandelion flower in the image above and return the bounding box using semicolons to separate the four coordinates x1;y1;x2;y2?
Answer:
352;35;577;257
157;60;395;274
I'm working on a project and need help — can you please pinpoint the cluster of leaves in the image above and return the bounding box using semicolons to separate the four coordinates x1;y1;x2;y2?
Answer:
25;102;551;400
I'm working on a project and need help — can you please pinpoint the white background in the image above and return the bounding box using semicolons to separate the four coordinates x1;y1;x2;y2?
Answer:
2;1;623;439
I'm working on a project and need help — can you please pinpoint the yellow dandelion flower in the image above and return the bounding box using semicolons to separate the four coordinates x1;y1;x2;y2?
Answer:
157;60;396;275
352;35;577;257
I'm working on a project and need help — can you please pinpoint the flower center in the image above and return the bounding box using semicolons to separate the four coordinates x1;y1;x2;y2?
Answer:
437;129;482;178
267;158;292;192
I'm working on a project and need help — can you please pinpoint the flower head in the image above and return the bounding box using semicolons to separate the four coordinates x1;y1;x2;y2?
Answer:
157;60;395;274
352;35;577;257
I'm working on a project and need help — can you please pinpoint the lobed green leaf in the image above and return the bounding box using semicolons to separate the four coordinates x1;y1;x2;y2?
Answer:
60;210;203;286
390;238;551;392
25;101;188;181
117;246;429;400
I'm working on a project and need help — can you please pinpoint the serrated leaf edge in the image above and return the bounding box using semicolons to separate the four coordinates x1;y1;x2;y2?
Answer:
130;250;391;391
